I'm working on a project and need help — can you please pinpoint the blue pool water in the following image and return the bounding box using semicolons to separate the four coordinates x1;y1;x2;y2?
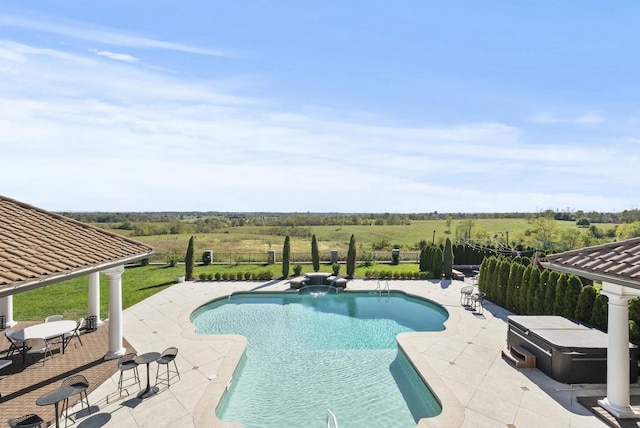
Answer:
191;291;448;428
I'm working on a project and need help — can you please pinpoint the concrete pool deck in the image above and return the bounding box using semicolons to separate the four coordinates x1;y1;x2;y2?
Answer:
68;278;622;427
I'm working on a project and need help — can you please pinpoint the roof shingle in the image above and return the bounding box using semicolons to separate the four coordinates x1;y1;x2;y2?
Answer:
0;195;154;295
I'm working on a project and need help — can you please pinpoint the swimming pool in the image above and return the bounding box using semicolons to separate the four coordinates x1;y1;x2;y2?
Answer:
191;291;448;427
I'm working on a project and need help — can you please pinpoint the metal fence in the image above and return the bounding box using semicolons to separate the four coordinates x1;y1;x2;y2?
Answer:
151;250;422;265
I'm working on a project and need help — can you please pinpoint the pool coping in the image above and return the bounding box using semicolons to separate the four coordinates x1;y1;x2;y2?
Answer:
182;287;466;428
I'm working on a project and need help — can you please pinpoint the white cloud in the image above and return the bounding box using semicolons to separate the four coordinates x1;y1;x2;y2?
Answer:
529;111;604;126
0;14;234;57
90;49;138;62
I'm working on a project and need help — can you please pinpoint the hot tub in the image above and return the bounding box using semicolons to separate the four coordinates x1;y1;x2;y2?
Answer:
506;315;638;384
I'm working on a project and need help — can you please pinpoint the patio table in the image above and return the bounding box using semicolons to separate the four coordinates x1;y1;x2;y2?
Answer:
135;351;161;399
13;320;78;357
36;386;75;428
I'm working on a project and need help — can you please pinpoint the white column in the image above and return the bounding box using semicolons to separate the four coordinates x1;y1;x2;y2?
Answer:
88;272;104;326
103;265;126;360
598;282;640;419
0;295;16;327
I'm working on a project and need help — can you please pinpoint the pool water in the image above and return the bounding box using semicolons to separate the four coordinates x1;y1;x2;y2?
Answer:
191;291;448;428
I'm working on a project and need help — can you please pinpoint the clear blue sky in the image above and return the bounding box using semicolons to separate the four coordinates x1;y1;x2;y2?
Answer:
1;1;638;213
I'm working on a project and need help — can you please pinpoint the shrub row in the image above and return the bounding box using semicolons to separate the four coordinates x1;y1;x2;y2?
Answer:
364;270;432;280
198;271;274;281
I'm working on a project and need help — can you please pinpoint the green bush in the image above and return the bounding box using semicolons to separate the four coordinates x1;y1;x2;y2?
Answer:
332;263;340;276
393;272;400;279
215;272;221;280
236;272;244;280
221;272;229;280
206;273;213;281
202;251;212;266
198;273;207;281
293;264;302;276
244;272;251;280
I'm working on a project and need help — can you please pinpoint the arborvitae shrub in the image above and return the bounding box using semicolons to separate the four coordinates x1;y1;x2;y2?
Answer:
575;285;597;323
282;235;291;278
347;234;357;278
545;271;559;314
311;234;320;272
553;273;569;315
563;275;582;319
443;238;454;279
590;293;608;331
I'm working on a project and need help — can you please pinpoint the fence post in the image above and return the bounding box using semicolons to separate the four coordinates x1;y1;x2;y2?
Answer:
331;250;338;264
267;250;276;265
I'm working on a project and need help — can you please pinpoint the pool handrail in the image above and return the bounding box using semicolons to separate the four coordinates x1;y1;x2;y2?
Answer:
326;409;338;428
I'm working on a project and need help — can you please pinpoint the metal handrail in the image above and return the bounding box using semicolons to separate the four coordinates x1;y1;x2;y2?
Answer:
326;409;338;428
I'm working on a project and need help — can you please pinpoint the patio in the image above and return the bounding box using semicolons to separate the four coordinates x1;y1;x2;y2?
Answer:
2;278;640;427
0;320;134;426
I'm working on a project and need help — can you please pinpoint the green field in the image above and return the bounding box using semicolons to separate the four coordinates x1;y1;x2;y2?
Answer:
118;218;613;263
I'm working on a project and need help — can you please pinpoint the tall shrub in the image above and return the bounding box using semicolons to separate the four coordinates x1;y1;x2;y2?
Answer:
419;247;427;272
517;265;532;314
575;285;597;323
282;235;291;278
432;247;444;279
563;275;582;319
506;261;521;312
478;256;490;293
553;273;569;316
537;269;550;314
544;270;560;315
185;236;195;280
590;293;609;331
347;234;356;278
497;259;511;307
311;234;320;272
443;238;454;279
526;267;541;315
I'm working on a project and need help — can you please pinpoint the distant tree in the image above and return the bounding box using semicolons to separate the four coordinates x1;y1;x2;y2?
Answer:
185;236;195;280
576;217;590;227
282;235;291;278
347;234;356;278
443;238;454;279
311;234;320;272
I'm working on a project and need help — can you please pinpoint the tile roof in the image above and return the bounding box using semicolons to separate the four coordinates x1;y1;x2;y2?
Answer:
0;195;154;296
542;237;640;288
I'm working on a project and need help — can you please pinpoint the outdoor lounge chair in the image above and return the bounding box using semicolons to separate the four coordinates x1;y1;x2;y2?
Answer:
156;347;180;387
